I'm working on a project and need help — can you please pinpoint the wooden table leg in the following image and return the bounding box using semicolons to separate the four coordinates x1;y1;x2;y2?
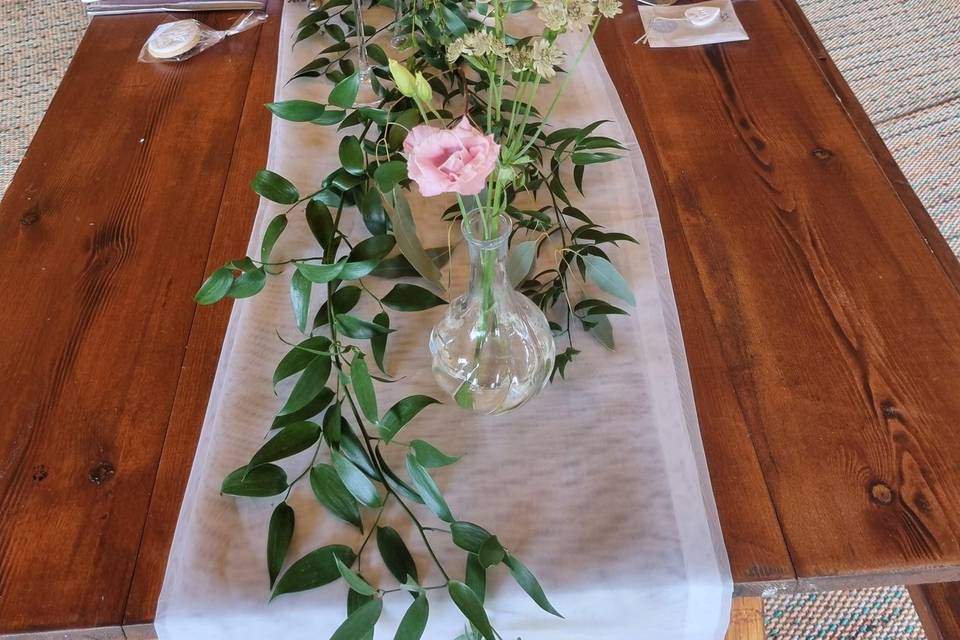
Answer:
726;597;766;640
909;583;960;640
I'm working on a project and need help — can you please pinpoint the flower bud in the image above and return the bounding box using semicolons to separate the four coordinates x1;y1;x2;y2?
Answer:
414;72;433;105
388;59;417;98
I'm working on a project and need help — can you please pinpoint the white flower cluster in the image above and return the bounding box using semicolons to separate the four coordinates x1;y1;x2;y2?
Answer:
509;38;566;78
535;0;622;32
446;30;510;64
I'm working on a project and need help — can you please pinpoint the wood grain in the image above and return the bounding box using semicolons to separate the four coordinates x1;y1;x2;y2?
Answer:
725;597;766;640
909;583;960;640
0;9;275;634
597;0;960;593
124;0;282;623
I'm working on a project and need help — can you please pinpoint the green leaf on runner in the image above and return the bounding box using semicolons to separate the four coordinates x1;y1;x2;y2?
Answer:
247;421;321;470
349;354;378;423
251;169;299;205
260;213;288;264
271;545;355;599
290;269;312;334
195;267;234;305
276;354;332;416
329;72;361;109
221;464;287;497
266;99;326;122
507;240;538;288
382;283;447;312
335;556;378;596
448;581;496;640
394;592;429;640
583;254;635;306
409;439;460;468
377;525;419;585
332;450;382;508
503;552;562;617
330;598;382;640
405;452;454;522
310;463;362;530
267;502;295;587
378;396;440;443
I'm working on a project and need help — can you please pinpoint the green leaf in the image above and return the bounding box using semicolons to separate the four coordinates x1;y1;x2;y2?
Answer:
266;99;326;122
322;402;343;445
248;421;321;469
405;452;454;523
583;255;635;306
503;552;562;617
350;354;378;423
310;463;362;530
384;189;443;285
267;502;295;587
195;267;233;305
221;464;287;497
382;284;447;312
507;240;538;288
369;247;450;279
374;448;423;504
273;336;331;389
329;72;361;109
315;285;362;330
251;169;299;205
571;151;621;165
290;270;311;334
394;592;429;640
448;581;496;640
377;525;419;584
330;598;382;640
374;161;408;193
477;536;505;568
450;521;492;553
340;425;379;477
410;440;460;468
584;313;615;350
272;388;334;429
306;199;335;248
277;354;332;416
335;556;378;596
296;260;346;284
464;554;486;603
228;267;267;299
340;235;397;280
332;450;382;507
371;311;390;372
272;545;355;599
378;396;440;443
339;135;365;176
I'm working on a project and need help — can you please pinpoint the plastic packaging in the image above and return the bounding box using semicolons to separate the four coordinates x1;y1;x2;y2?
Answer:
138;11;267;63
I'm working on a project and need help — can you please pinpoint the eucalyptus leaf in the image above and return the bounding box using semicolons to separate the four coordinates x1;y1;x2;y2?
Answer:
583;254;635;306
394;593;429;640
410;439;460;468
448;581;496;640
251;169;299;205
272;545;355;599
267;502;295;587
503;552;562;617
221;464;287;497
335;556;378;596
377;525;419;585
405;452;454;523
378;396;440;443
310;463;362;530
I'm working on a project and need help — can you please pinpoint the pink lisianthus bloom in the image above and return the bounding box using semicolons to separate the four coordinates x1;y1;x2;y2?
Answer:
403;118;499;197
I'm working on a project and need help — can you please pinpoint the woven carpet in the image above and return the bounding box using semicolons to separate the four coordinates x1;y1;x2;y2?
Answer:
1;1;958;639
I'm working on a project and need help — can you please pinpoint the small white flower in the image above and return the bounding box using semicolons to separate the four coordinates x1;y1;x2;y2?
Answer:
566;0;597;31
598;0;622;18
530;39;565;78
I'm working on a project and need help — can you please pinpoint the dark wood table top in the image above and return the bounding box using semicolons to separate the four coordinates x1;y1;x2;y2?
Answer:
1;0;959;634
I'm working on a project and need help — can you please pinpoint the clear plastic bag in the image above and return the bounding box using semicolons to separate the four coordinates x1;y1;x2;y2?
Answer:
138;10;267;63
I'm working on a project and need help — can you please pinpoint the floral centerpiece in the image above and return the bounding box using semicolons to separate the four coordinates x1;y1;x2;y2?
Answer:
194;0;634;637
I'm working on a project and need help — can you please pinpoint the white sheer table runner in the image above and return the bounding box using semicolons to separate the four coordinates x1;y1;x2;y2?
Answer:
155;5;732;639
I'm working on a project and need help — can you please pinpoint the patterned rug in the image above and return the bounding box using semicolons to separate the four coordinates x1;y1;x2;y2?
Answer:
1;1;958;639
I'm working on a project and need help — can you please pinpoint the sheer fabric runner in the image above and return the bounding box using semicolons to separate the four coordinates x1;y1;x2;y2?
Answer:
155;5;732;639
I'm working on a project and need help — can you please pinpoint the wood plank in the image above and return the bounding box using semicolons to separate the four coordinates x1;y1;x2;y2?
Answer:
123;0;282;623
597;0;960;592
909;582;960;640
0;11;271;634
725;597;766;640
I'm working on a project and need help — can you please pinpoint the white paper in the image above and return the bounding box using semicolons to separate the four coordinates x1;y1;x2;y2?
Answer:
155;5;732;639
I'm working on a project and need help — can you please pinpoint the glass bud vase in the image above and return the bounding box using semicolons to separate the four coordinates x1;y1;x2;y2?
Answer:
430;211;555;414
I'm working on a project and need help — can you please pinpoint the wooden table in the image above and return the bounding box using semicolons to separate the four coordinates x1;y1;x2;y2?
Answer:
2;0;959;637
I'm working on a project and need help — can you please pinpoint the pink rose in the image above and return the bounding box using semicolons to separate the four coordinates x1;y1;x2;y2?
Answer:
403;118;499;197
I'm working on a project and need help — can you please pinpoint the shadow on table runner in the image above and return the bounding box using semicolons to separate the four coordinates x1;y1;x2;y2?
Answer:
155;5;731;639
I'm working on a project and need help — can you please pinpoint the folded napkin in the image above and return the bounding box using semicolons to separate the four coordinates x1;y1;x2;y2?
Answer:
637;0;748;48
83;0;265;15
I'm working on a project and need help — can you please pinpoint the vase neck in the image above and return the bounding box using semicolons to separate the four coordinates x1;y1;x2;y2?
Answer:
463;210;511;292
